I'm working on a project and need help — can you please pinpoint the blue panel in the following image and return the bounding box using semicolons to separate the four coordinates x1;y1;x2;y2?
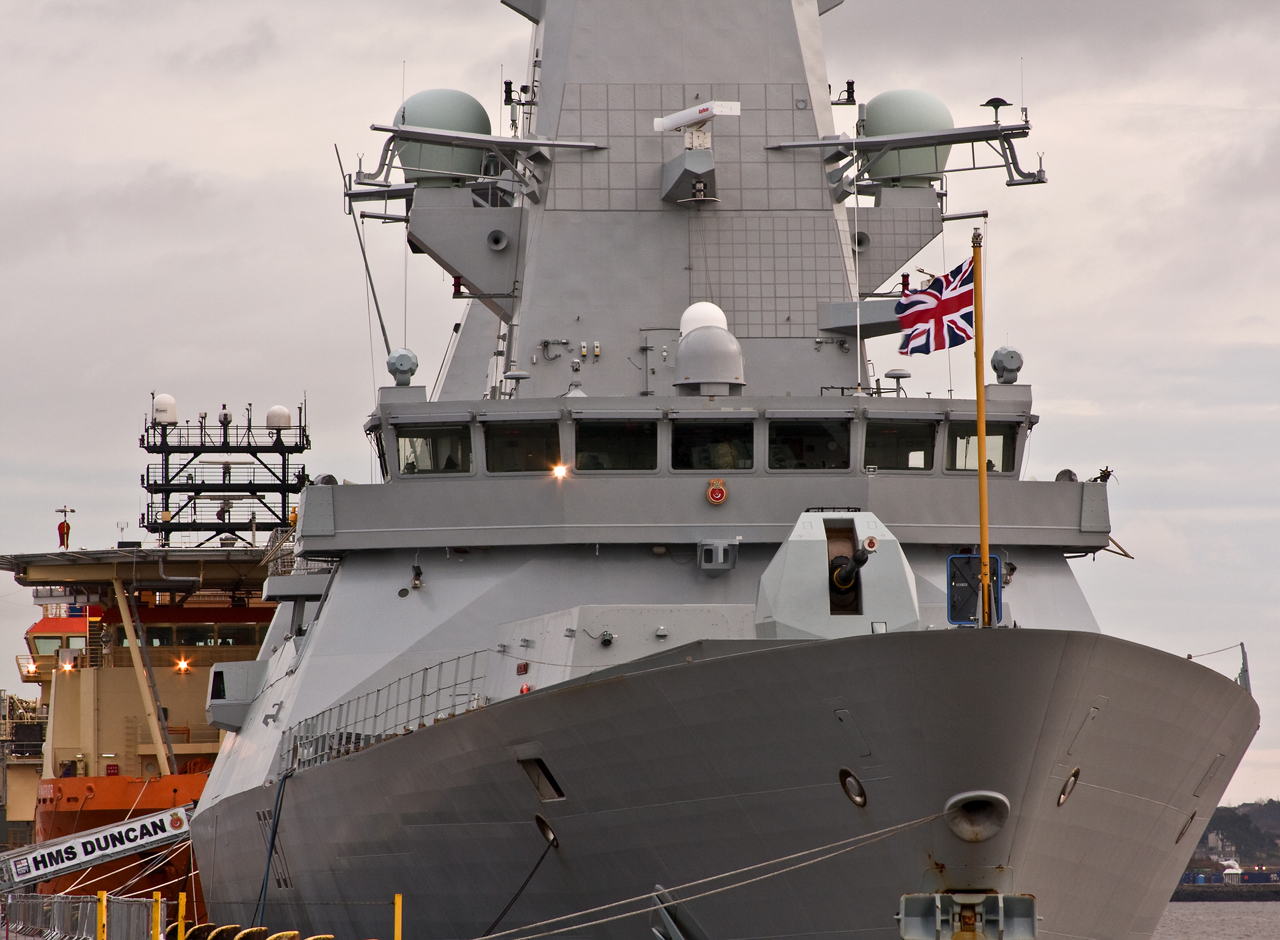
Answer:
946;554;1003;625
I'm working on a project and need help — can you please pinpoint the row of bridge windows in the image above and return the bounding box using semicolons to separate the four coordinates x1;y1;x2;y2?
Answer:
384;419;1019;478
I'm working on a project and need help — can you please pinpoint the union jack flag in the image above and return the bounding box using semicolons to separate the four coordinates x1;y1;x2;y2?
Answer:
895;258;975;355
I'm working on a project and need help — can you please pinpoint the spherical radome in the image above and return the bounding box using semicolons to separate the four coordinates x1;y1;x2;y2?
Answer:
673;325;745;392
863;89;954;182
394;89;492;186
265;405;292;429
679;302;728;337
152;393;177;425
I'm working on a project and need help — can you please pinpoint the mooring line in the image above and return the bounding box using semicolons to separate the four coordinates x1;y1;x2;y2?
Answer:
480;812;940;940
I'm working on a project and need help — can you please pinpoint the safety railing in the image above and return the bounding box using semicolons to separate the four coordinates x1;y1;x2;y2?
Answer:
2;893;160;940
144;464;303;488
261;528;332;578
278;650;491;774
141;423;309;451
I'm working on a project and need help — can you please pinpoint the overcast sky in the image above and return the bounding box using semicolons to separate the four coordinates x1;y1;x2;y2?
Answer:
2;0;1277;802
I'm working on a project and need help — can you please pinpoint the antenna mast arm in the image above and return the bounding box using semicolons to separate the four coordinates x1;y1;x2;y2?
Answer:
336;145;392;356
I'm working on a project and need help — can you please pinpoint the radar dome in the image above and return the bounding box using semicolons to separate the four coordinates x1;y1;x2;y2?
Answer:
863;90;953;184
394;89;492;186
674;325;745;397
152;394;177;426
679;302;729;337
265;405;292;429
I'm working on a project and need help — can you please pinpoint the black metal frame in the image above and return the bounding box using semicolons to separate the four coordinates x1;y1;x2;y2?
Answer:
140;412;310;547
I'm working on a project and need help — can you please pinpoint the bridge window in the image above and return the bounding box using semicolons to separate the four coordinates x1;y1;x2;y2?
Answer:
216;626;258;646
398;425;473;475
176;626;216;647
485;421;562;473
946;422;1017;473
575;421;658;470
671;421;754;470
368;429;389;480
863;421;936;471
31;637;61;656
768;420;850;469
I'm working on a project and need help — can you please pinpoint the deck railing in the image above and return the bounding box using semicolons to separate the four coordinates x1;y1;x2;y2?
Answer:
277;650;491;774
2;893;162;940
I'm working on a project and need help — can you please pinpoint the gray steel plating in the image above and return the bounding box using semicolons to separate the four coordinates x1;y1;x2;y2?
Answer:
190;3;1259;940
192;631;1257;940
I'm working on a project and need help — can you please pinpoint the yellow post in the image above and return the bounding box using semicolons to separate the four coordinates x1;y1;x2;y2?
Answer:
152;892;162;940
97;891;107;940
177;893;187;940
972;229;991;626
394;894;403;940
112;578;173;775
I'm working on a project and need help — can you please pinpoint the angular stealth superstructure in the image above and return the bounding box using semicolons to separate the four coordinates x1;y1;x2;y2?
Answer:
190;4;1258;940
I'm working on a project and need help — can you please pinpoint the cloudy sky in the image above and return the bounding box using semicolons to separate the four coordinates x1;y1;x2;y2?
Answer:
2;0;1277;802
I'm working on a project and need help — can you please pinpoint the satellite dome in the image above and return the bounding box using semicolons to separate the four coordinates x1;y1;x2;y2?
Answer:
265;405;292;429
394;89;492;186
863;89;953;184
679;302;729;337
152;394;177;426
674;325;745;397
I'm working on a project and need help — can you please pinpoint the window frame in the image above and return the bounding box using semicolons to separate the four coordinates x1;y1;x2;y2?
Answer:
942;420;1020;474
860;420;940;475
394;423;478;478
481;419;566;475
668;419;759;474
572;419;662;475
764;418;854;473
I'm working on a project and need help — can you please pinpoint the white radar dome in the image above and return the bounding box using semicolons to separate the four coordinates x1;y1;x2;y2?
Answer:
673;325;745;397
265;405;292;429
152;394;177;425
679;302;729;337
395;89;492;186
863;89;953;184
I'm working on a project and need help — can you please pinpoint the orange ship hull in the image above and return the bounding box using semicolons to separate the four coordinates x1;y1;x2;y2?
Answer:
35;775;208;916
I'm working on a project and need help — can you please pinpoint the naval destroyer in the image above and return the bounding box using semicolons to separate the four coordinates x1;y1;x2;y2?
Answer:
189;3;1259;939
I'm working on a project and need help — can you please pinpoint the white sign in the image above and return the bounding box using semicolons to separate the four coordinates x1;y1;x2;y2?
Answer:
0;806;191;889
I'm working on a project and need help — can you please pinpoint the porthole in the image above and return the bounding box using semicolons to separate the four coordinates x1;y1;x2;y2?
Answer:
1057;767;1080;807
839;767;867;807
1176;811;1197;845
397;588;409;598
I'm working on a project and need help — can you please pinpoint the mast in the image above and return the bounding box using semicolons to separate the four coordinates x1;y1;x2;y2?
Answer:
972;228;991;626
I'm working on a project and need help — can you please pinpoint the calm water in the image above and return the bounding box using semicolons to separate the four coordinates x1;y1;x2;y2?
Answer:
1152;902;1280;939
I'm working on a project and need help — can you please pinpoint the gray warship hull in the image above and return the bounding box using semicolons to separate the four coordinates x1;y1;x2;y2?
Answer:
192;629;1256;940
187;3;1260;938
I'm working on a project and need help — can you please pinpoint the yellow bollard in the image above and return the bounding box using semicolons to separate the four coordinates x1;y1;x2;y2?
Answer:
97;891;107;940
153;892;163;940
394;894;402;940
178;893;187;940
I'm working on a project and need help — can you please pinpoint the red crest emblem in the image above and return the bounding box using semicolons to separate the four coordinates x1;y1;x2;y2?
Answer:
706;479;727;505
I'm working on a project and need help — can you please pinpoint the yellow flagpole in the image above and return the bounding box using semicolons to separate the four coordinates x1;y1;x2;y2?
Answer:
972;229;991;626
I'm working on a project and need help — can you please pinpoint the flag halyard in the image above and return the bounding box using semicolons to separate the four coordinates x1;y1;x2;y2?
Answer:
894;258;976;355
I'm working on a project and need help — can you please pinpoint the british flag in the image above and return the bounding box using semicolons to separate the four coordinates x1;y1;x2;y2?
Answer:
894;258;975;355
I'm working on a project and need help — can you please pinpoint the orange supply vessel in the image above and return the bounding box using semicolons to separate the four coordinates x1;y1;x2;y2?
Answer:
8;552;280;912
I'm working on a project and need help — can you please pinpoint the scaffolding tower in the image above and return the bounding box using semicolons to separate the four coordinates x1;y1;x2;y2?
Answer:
140;403;310;547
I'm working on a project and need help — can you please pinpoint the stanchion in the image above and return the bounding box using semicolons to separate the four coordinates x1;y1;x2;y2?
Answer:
394;894;402;940
153;892;163;940
178;892;187;940
97;891;107;940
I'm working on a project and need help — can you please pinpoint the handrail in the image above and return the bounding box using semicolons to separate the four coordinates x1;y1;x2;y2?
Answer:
276;650;491;774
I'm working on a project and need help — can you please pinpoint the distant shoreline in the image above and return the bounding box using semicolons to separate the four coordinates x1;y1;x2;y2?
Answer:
1171;884;1280;902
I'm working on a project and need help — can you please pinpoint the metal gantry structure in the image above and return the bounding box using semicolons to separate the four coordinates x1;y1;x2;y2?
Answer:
140;404;310;547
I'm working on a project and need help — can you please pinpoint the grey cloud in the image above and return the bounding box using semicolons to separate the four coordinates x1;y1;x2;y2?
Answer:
165;19;279;74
